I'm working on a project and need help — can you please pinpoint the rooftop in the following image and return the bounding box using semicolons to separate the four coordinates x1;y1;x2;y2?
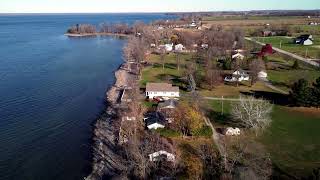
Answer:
146;83;179;92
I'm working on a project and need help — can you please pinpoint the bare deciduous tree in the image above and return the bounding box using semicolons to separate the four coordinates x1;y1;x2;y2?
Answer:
160;49;166;72
223;135;272;180
231;96;273;135
249;59;265;86
123;131;176;179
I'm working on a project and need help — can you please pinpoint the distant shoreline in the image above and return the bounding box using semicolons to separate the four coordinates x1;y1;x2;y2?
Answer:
64;32;130;37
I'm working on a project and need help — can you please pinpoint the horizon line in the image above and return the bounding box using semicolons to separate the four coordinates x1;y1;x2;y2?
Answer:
1;9;320;15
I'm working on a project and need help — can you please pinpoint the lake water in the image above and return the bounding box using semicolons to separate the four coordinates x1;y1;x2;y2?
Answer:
0;13;175;180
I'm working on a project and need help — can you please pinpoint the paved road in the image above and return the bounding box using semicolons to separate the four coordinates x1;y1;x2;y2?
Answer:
245;37;320;68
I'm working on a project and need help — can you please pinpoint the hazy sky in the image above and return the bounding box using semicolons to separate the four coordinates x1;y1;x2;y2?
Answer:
1;0;319;13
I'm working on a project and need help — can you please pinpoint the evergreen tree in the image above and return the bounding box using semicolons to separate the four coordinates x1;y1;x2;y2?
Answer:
312;77;320;107
292;60;300;69
290;79;313;106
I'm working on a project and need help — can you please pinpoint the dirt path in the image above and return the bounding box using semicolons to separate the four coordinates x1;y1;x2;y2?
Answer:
203;116;226;157
258;77;289;94
245;37;320;67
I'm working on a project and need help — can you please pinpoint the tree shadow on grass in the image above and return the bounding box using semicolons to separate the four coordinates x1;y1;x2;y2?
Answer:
165;63;177;70
240;90;290;105
268;81;291;89
206;110;234;126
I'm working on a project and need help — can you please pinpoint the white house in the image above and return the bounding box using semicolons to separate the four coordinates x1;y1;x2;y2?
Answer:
225;127;241;136
158;44;173;52
258;71;268;78
146;83;179;99
303;39;313;45
201;44;209;49
175;44;185;52
147;122;165;130
165;44;173;51
295;35;313;45
232;52;245;60
189;22;197;28
148;150;175;162
225;70;249;82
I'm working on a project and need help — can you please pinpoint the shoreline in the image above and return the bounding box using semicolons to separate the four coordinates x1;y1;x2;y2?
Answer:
85;60;135;179
64;32;130;38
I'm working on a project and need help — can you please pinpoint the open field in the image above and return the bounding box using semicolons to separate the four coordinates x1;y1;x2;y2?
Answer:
202;15;320;37
252;36;320;59
203;15;317;21
207;99;320;177
203;16;318;28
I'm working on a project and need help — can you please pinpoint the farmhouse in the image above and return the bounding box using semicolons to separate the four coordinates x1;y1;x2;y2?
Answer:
148;150;175;162
225;70;249;82
294;34;313;45
146;83;179;99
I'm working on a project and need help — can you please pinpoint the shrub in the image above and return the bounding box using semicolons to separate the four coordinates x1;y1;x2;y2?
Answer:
292;60;300;69
193;126;213;137
156;128;181;137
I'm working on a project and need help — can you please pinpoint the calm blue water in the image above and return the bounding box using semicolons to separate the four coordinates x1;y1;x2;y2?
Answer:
0;14;175;180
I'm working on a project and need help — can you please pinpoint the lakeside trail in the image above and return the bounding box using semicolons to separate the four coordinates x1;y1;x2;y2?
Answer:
85;62;135;180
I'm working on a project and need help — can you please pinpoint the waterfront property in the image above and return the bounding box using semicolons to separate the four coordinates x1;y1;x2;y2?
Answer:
145;83;179;99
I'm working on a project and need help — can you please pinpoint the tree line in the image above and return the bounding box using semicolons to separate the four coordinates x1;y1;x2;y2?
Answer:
290;77;320;107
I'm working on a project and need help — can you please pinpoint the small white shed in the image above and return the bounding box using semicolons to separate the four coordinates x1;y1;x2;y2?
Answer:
225;127;241;136
258;71;268;78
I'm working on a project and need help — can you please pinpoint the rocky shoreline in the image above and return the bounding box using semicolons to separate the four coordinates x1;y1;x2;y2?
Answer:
85;62;134;180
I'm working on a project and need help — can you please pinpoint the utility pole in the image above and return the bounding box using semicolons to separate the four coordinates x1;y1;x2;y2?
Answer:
221;96;224;115
280;40;282;48
305;48;308;58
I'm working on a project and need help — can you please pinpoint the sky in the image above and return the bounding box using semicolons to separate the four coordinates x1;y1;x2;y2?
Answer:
0;0;319;13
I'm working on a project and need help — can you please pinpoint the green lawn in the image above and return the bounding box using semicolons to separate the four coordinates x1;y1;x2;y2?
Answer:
261;106;320;177
253;36;320;59
265;54;320;92
140;53;195;88
207;99;320;177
